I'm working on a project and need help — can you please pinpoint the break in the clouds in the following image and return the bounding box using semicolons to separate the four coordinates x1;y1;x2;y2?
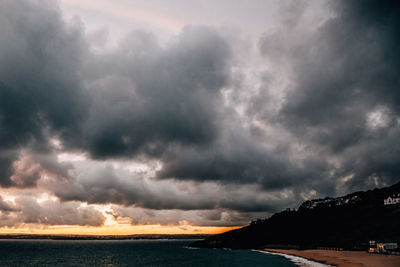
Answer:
0;0;399;229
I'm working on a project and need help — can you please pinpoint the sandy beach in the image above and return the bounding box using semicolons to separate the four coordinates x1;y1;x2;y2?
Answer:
266;249;400;267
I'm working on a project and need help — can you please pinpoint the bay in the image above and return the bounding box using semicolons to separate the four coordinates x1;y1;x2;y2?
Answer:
0;240;299;266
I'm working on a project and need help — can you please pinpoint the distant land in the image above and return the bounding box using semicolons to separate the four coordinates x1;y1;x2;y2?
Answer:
0;234;210;240
191;181;400;250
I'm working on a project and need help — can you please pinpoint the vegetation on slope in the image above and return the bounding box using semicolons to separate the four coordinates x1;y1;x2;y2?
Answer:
191;181;400;250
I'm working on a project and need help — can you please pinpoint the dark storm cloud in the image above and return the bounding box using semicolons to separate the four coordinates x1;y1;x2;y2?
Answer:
156;126;297;189
258;0;400;192
0;150;17;187
111;206;265;227
47;161;291;216
77;25;230;159
77;27;310;195
51;162;216;210
0;0;87;186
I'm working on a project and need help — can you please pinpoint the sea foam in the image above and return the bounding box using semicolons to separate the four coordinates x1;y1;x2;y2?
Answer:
254;250;334;267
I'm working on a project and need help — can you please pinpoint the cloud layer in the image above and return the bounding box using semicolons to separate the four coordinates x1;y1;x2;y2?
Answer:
0;0;399;228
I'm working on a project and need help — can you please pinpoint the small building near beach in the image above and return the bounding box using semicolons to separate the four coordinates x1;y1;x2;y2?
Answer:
377;243;398;253
369;240;399;253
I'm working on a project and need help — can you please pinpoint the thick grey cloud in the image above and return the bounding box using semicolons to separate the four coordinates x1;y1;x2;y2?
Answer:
0;150;17;187
111;206;265;227
272;0;400;190
0;0;233;188
0;0;87;186
156;124;311;190
9;152;73;188
44;161;292;215
77;25;231;158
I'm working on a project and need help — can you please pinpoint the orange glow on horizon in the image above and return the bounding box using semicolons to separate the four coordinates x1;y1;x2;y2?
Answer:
0;224;241;236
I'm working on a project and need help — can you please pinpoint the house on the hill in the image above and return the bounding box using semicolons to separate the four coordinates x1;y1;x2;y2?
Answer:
299;195;362;210
384;193;400;205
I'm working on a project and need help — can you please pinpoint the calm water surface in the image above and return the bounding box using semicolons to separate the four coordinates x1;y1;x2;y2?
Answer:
0;240;298;266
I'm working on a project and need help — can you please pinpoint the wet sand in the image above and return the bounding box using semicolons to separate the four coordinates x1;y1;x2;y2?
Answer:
266;249;400;267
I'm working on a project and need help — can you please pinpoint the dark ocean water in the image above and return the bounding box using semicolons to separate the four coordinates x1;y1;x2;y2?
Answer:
0;239;299;267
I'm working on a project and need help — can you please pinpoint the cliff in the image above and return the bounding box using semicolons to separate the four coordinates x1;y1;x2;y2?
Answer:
191;181;400;250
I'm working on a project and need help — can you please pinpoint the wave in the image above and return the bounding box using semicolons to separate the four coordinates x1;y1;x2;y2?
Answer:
183;246;200;249
253;250;334;267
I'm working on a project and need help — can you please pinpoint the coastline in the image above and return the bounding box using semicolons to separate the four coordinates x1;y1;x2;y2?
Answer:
256;250;332;267
264;249;400;267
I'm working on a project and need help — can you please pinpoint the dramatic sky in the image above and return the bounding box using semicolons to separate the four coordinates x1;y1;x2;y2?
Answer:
0;0;399;234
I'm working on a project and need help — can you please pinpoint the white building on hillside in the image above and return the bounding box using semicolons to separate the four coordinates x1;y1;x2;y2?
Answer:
384;193;400;205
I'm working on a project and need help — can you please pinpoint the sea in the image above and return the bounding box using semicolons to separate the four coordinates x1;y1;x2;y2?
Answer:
0;239;330;267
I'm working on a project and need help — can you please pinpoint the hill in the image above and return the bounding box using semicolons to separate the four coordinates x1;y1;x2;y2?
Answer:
191;181;400;250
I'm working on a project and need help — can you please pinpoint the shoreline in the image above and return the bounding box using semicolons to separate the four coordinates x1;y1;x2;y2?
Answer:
256;250;332;267
264;249;400;267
